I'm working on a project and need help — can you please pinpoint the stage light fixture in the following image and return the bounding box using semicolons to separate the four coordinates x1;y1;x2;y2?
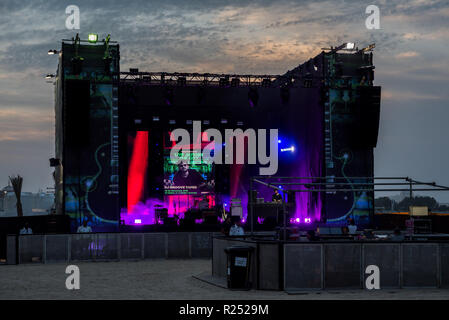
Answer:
262;78;271;87
237;121;243;126
177;77;186;86
305;218;312;223
186;120;193;124
345;42;355;50
219;77;229;87
152;116;160;121
134;119;142;124
203;120;210;125
220;119;228;124
231;78;240;87
88;33;98;43
134;219;142;224
280;146;295;152
169;120;176;124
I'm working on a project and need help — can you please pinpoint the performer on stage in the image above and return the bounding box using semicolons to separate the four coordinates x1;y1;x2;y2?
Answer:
272;189;282;203
173;160;205;186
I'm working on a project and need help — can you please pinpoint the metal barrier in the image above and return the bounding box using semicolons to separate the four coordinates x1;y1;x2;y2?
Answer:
7;232;218;264
212;236;449;291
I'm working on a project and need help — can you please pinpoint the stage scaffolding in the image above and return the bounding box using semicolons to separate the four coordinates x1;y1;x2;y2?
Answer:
249;176;449;237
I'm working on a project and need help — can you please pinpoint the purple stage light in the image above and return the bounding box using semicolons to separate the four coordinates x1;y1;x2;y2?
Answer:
134;219;142;224
305;217;312;223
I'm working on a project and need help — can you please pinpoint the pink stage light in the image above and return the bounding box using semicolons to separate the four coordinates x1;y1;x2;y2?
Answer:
305;217;312;223
127;131;149;214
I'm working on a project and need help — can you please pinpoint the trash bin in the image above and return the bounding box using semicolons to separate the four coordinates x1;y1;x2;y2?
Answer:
225;245;254;290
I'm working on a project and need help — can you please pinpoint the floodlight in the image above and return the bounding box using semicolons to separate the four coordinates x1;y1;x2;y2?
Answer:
88;33;98;43
345;42;355;50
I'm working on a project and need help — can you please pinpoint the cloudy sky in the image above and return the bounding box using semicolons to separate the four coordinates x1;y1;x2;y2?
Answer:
0;0;448;201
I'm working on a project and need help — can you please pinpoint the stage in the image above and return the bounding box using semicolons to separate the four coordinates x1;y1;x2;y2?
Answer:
53;36;382;233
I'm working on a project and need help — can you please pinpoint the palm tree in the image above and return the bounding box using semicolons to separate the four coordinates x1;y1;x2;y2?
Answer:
9;175;23;217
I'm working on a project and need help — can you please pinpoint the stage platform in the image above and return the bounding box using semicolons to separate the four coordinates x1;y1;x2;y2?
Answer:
210;234;449;291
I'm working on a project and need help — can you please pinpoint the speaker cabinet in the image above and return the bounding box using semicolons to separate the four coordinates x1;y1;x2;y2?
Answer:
64;80;90;147
350;86;381;148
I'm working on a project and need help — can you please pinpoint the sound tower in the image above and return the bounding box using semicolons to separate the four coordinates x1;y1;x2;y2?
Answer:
64;80;90;147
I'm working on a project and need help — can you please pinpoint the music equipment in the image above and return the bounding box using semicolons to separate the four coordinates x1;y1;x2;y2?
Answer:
350;86;381;148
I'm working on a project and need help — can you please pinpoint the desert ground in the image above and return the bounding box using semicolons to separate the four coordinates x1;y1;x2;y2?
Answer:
1;259;448;300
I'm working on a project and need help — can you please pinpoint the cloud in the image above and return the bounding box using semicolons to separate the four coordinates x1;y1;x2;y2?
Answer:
0;108;53;142
395;51;420;59
1;0;449;193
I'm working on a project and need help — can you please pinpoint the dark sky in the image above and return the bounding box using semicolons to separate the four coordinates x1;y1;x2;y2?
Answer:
0;0;448;202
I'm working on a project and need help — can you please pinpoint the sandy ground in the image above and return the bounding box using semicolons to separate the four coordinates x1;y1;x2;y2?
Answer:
0;259;448;300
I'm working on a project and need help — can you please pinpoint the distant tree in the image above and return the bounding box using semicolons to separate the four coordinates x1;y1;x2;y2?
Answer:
397;196;439;211
375;197;395;211
9;175;23;217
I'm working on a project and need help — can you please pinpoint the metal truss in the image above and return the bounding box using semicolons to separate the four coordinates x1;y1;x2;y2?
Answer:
118;71;306;88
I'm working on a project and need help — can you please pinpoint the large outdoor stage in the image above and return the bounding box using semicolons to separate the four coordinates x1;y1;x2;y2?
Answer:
53;36;382;233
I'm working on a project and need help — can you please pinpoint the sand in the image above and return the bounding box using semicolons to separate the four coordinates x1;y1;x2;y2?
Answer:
0;259;448;300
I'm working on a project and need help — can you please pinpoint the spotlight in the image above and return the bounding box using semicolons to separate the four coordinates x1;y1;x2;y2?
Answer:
278;139;281;143
88;33;98;43
345;42;355;50
280;146;295;152
262;78;271;87
134;219;142;224
152;116;160;121
305;218;311;223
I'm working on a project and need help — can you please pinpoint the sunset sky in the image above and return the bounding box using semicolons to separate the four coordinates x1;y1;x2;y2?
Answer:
1;0;448;201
